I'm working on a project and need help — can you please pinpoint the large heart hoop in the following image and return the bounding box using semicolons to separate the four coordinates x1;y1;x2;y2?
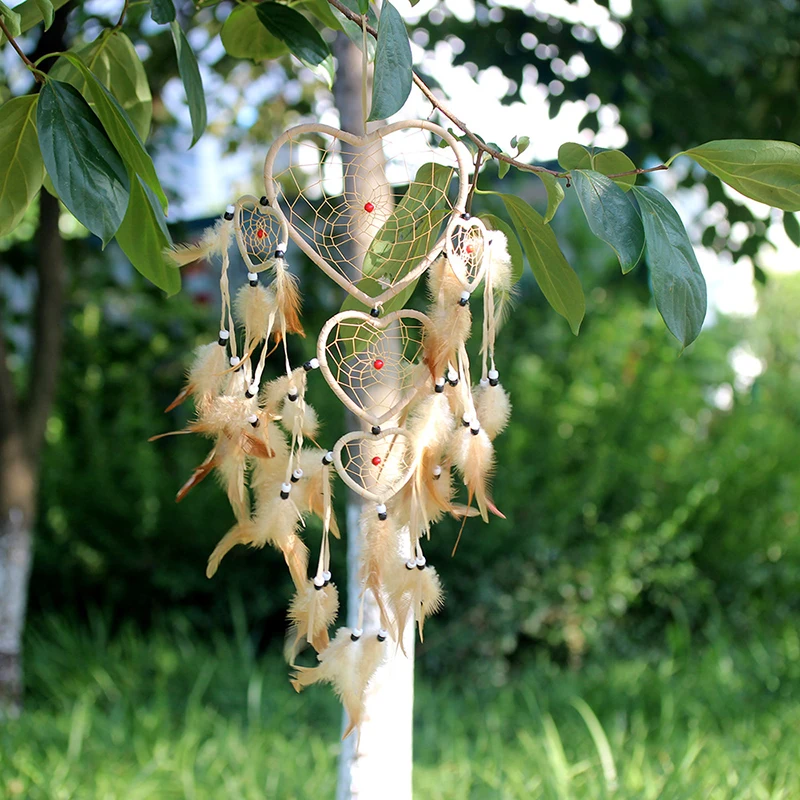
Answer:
263;120;472;308
333;428;414;504
317;309;432;428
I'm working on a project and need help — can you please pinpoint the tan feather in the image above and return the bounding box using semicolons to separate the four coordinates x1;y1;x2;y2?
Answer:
285;580;339;661
165;218;234;267
450;424;496;522
473;382;512;440
234;283;277;348
294;449;340;538
385;562;444;642
165;342;228;413
290;627;387;739
273;262;305;339
206;520;258;578
279;398;319;440
261;367;306;416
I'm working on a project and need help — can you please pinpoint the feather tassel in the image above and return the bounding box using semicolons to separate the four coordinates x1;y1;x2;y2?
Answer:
285;580;339;661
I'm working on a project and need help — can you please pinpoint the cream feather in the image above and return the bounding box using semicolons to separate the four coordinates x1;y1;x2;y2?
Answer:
450;424;496;522
261;367;306;416
166;218;234;267
385;562;444;642
234;283;277;347
285;580;339;661
473;383;512;440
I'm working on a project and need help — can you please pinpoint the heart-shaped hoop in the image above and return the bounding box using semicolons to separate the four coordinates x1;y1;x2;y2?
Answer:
263;120;472;308
445;215;489;291
317;309;432;428
333;428;414;504
234;195;289;273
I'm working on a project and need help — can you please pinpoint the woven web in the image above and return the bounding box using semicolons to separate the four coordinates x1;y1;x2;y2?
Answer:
338;431;412;500
325;316;427;420
271;127;461;287
235;197;285;272
449;220;487;284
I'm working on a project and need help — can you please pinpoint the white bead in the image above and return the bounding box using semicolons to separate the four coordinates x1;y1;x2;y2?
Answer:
247;272;258;282
462;414;471;425
447;368;458;382
292;468;303;480
415;556;427;567
225;204;235;215
488;368;499;380
480;378;489;387
322;570;331;582
435;377;446;388
433;465;442;477
352;628;363;638
313;574;325;587
325;451;334;462
229;356;240;366
308;357;320;370
281;482;291;494
470;420;481;434
247;414;258;424
248;383;258;395
405;559;416;569
460;290;470;301
218;329;230;340
378;628;388;639
288;385;297;395
376;503;387;515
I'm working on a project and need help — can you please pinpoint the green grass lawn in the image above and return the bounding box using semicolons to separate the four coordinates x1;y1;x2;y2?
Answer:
2;610;799;799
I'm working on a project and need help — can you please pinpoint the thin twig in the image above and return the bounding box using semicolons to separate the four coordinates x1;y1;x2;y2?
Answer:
326;0;667;183
0;17;45;82
114;0;129;28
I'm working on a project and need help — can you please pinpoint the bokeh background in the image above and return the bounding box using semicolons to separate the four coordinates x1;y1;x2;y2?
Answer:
2;0;800;797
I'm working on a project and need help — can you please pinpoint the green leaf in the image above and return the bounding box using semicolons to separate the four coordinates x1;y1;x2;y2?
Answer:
497;157;510;179
0;1;21;36
329;0;377;59
362;162;454;280
33;0;53;29
4;0;68;37
357;0;370;13
500;194;585;334
51;31;153;141
632;186;707;348
170;21;207;147
367;0;412;122
573;170;644;273
150;0;175;24
593;149;636;191
56;52;167;212
516;135;530;155
0;95;45;238
116;175;180;295
254;2;331;67
221;5;288;61
483;213;524;285
784;212;800;247
298;0;343;33
309;54;335;89
37;80;130;246
678;139;800;211
558;142;592;172
537;171;565;224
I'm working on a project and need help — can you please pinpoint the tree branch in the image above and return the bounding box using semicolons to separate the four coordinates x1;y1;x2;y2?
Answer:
326;0;668;182
0;318;19;443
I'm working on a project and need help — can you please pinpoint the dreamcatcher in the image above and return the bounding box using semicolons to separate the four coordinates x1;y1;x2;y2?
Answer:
156;116;514;737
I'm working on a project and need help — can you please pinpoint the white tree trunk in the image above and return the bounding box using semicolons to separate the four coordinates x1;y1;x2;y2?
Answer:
333;32;415;800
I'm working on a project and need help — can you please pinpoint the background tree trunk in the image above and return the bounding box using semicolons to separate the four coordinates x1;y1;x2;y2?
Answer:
333;33;415;800
0;190;65;716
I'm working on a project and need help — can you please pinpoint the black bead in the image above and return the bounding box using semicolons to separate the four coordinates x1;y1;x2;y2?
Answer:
250;418;259;428
322;453;333;465
458;296;469;307
377;632;387;642
350;632;361;642
245;389;254;399
287;391;298;402
405;562;415;571
313;582;323;591
291;473;301;483
302;360;314;372
259;196;269;206
249;277;258;287
434;382;445;394
223;211;234;221
274;249;285;259
448;376;459;387
217;337;227;347
324;577;331;587
280;489;290;500
370;307;380;318
371;425;381;436
489;377;499;387
417;562;426;570
378;511;388;521
461;212;471;220
462;418;470;427
470;427;480;436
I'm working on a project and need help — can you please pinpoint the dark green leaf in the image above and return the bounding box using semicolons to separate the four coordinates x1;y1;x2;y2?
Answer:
116;175;180;295
367;0;412;122
51;31;153;141
38;80;130;246
483;213;524;285
33;0;53;29
357;0;370;13
170;21;207;147
255;2;330;67
573;170;644;273
784;212;800;247
57;52;167;212
150;0;174;24
676;139;800;211
633;186;707;348
500;194;585;334
558;142;592;171
362;162;454;280
593;149;636;191
4;0;68;37
221;5;288;61
0;95;45;237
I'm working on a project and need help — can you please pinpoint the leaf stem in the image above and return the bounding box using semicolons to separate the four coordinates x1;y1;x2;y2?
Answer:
114;0;130;28
0;16;46;82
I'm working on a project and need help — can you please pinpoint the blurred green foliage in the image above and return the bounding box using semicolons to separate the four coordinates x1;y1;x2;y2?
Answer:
26;194;800;677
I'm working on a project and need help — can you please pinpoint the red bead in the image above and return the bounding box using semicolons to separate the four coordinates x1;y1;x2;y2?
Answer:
372;456;382;466
373;358;384;370
364;201;375;213
256;229;265;239
466;244;474;253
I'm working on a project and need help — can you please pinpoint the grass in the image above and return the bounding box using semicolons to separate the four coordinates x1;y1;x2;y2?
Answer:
2;609;799;799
